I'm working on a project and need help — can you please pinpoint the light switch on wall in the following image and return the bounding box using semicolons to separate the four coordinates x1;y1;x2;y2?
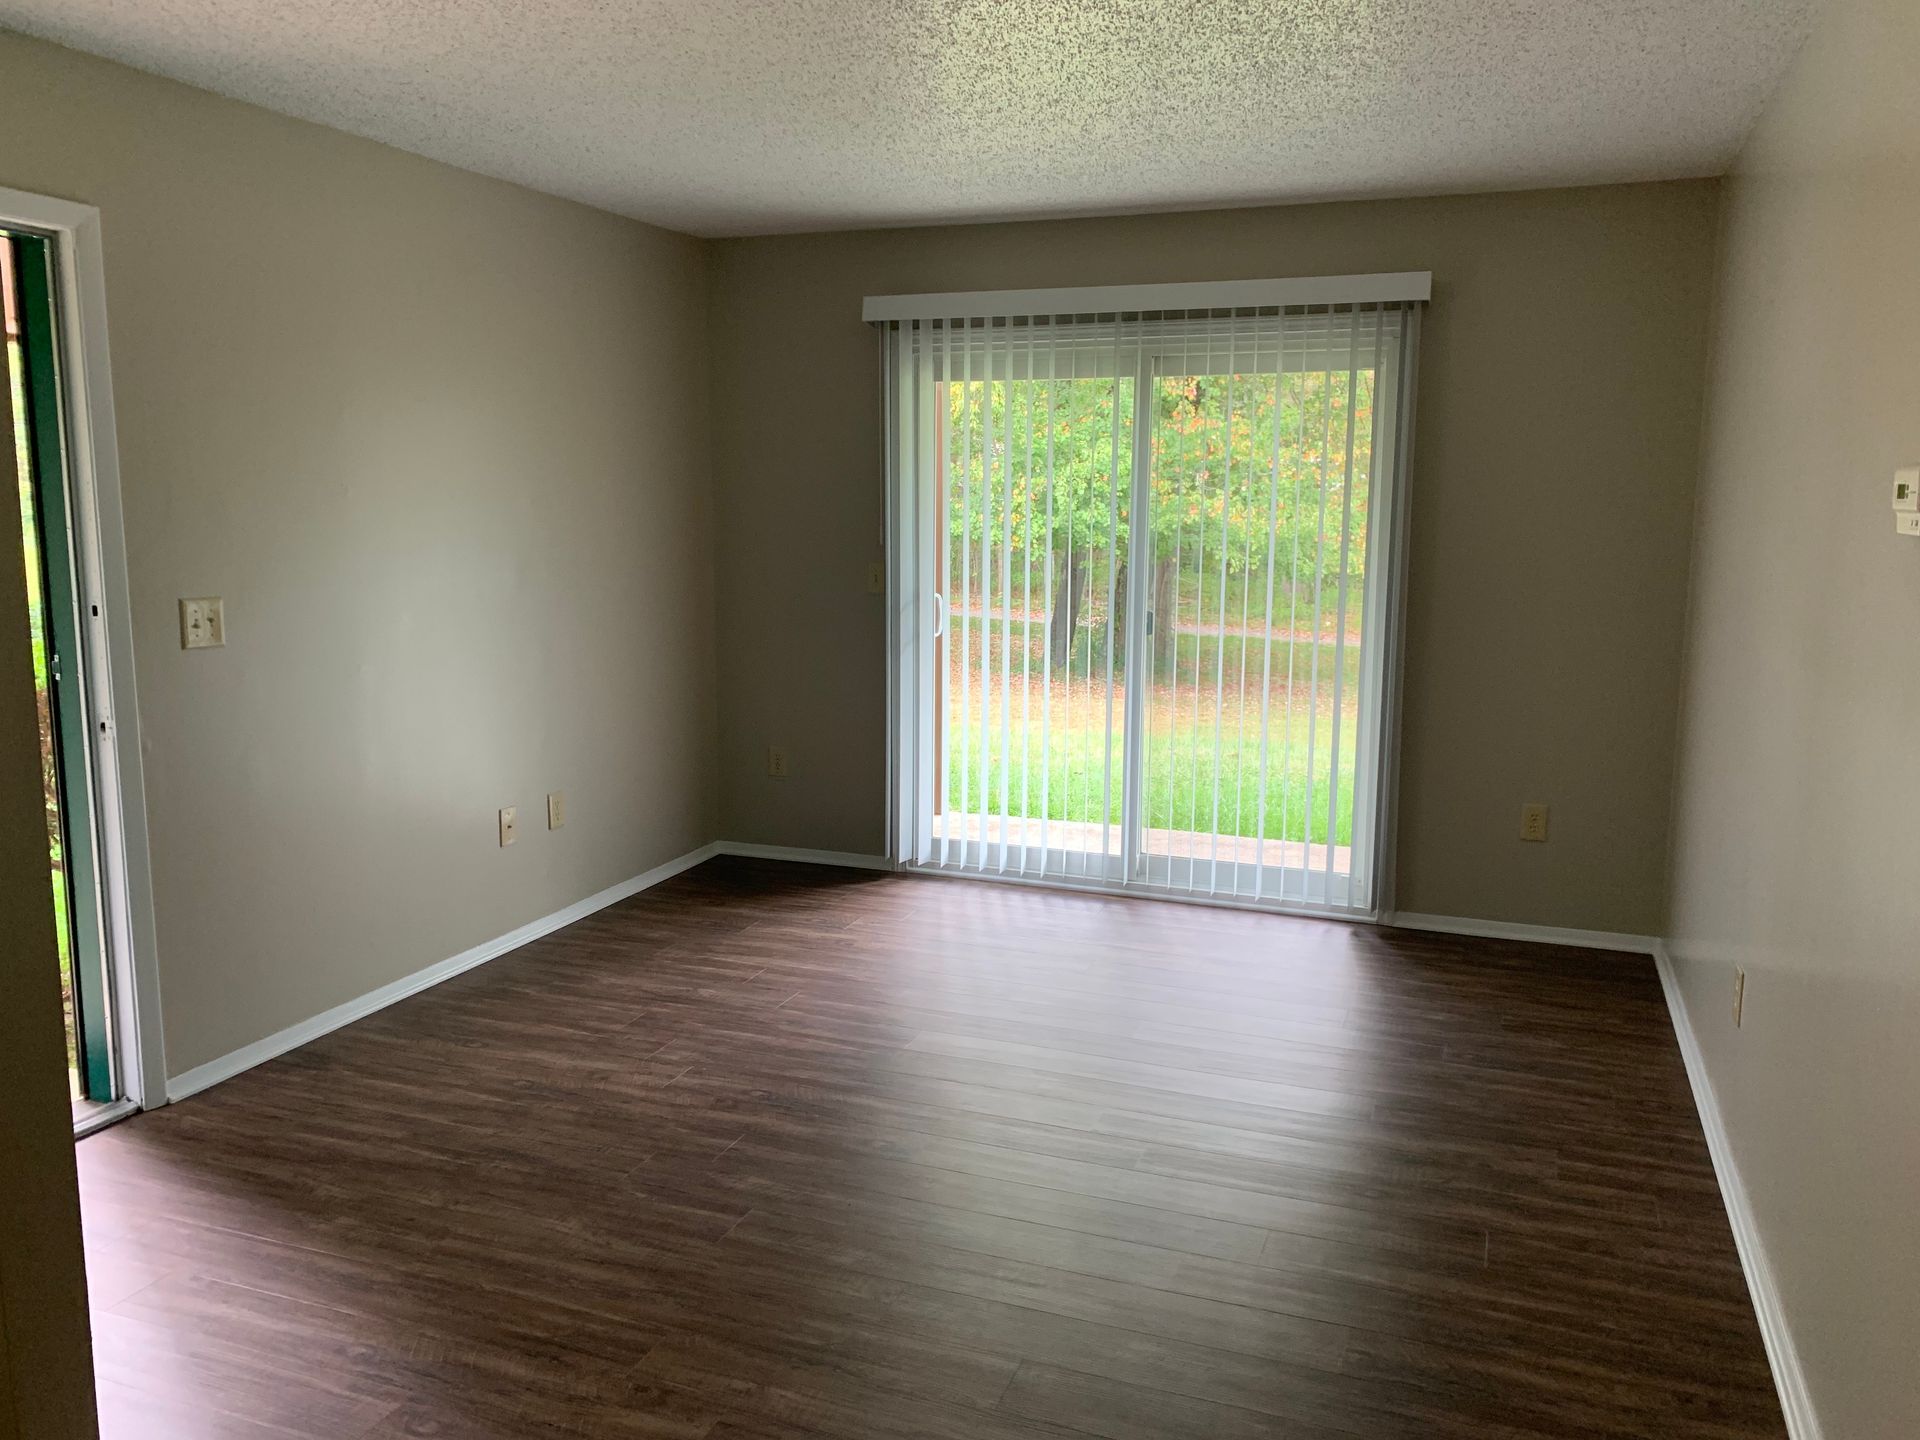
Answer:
179;597;225;649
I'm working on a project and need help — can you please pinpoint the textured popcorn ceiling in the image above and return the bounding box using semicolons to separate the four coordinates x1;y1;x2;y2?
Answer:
0;0;1814;236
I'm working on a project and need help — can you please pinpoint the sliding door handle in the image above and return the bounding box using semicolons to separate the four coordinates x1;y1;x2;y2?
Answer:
931;591;946;638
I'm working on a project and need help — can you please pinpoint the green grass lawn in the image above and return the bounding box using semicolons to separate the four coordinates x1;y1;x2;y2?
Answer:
943;618;1359;846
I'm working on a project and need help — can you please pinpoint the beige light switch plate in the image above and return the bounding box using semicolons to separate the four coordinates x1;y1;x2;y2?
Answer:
179;596;225;649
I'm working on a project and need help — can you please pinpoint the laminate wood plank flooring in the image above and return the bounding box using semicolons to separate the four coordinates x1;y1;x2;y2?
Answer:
76;857;1785;1439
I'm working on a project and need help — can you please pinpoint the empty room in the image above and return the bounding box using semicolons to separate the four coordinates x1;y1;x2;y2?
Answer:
1;0;1913;1437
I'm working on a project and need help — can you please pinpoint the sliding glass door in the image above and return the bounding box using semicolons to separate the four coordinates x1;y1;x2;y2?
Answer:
883;285;1421;918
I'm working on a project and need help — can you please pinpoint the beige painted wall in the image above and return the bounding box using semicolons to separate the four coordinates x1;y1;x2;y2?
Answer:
1;348;96;1438
0;30;718;1077
1665;0;1920;1432
710;182;1719;933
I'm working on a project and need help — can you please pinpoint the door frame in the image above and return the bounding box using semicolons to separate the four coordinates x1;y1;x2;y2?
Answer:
11;228;116;1104
2;184;167;1119
881;293;1423;921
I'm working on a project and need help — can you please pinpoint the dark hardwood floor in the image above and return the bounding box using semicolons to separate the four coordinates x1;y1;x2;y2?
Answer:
77;858;1785;1439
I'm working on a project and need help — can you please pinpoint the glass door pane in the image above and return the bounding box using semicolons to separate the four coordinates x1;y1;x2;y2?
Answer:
934;324;1137;880
1136;311;1376;906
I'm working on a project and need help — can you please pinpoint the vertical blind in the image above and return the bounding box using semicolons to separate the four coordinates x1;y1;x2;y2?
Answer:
879;280;1422;918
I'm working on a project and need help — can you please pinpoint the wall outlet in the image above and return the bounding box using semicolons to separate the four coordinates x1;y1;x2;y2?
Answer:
498;806;518;847
1519;802;1550;842
1732;966;1746;1027
179;596;225;649
767;746;790;780
547;791;565;830
866;561;885;594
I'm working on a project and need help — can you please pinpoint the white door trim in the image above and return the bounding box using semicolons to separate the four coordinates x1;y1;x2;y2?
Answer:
2;184;168;1110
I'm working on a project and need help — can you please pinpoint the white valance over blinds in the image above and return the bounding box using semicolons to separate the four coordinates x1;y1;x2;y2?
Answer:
863;271;1431;324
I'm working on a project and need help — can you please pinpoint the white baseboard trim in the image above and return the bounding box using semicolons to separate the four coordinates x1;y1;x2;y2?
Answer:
166;842;722;1103
713;842;895;872
1654;943;1822;1440
1389;910;1657;955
